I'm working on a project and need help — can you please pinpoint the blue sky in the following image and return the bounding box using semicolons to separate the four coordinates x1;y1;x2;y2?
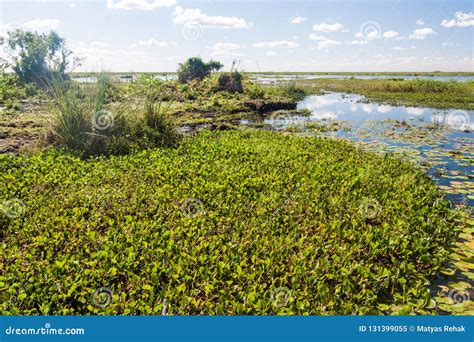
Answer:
0;0;473;72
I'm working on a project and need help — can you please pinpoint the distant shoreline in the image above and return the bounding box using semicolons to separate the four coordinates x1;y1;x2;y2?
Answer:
69;71;474;77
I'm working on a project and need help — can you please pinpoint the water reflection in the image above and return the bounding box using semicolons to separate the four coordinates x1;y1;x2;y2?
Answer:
265;92;473;206
287;93;474;131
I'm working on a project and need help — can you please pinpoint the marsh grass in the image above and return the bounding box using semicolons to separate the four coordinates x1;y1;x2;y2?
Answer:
363;79;467;93
47;74;180;156
294;78;474;110
47;79;94;150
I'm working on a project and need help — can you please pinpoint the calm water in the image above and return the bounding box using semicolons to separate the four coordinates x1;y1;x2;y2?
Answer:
72;74;474;84
264;93;474;206
71;74;177;83
251;74;474;84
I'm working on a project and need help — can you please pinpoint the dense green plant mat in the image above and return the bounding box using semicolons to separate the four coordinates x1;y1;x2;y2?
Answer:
0;129;458;315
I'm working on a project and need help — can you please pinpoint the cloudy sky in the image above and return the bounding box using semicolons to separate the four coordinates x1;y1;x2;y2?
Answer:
0;0;473;72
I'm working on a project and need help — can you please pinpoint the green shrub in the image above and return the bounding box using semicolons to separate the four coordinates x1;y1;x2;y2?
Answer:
244;82;265;99
214;72;243;93
126;74;163;99
281;84;307;101
0;63;40;111
177;57;223;84
96;73;120;108
0;129;457;315
264;83;307;102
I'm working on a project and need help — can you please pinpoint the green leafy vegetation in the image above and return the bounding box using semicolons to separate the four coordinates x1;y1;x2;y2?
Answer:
0;64;26;112
121;72;301;127
0;129;457;315
0;39;469;316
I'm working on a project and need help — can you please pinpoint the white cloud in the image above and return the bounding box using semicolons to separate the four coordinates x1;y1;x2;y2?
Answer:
308;33;327;41
266;50;278;56
441;12;474;28
0;19;60;38
72;41;155;71
346;40;368;45
316;39;342;49
209;42;244;56
211;42;242;51
308;33;342;49
23;18;60;31
90;41;111;48
383;30;399;39
441;41;455;47
409;28;436;40
355;30;379;40
106;0;176;10
172;6;249;29
129;38;169;48
416;19;424;26
252;40;299;48
289;16;307;24
312;22;348;33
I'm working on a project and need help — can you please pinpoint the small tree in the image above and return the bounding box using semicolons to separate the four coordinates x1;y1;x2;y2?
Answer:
6;29;78;86
177;57;223;83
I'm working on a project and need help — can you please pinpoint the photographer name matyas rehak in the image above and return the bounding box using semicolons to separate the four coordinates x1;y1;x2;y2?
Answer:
416;325;467;333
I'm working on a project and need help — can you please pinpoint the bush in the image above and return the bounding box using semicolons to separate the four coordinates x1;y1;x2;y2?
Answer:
214;71;243;93
0;64;26;111
177;57;223;84
127;74;163;99
281;84;307;101
244;82;265;99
